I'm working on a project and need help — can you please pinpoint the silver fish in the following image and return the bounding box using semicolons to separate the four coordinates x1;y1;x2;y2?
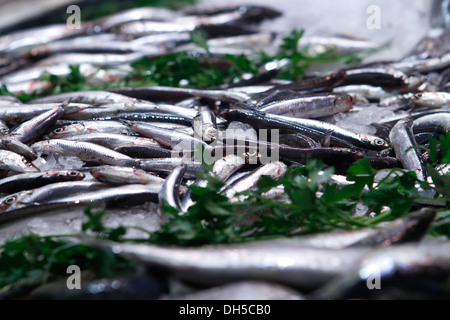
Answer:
90;166;164;186
0;170;85;194
389;118;428;181
0;149;39;173
31;139;135;166
257;93;354;118
159;165;187;211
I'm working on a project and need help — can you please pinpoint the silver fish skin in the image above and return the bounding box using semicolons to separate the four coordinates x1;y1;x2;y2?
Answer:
224;161;287;199
180;154;245;212
389;118;428;181
66;103;198;121
166;281;304;300
410;92;450;108
0;181;105;212
0;170;84;194
31;139;135;166
129;122;209;151
0;137;37;160
30;91;139;105
412;113;450;134
0;24;84;53
46;184;161;207
312;241;450;300
90;166;165;186
0;149;39;173
137;158;204;179
1;80;52;97
49;121;134;139
0;103;87;126
223;109;389;150
34;52;151;68
192;107;218;142
159;165;187;211
257;93;354;118
90;239;371;290
9;106;65;144
63;133;160;150
333;85;391;100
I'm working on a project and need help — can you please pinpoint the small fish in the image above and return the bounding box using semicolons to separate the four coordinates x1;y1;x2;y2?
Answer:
31;139;136;166
159;165;187;211
257;93;354;118
389;118;428;181
410;92;450;108
0;149;39;173
0;170;85;194
192;107;218;142
91;166;164;186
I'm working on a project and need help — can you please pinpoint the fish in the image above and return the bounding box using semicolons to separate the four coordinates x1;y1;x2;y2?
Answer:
222;109;390;150
256;93;354;118
159;165;187;211
412;113;450;134
49;121;136;139
31;139;136;166
0;170;85;194
63;133;161;150
389;118;428;181
410;92;450;108
192;107;218;142
90;166;165;186
87;238;371;291
0;149;39;173
8;106;65;144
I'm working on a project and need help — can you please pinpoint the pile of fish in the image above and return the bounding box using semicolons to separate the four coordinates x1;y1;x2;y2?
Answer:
1;3;450;300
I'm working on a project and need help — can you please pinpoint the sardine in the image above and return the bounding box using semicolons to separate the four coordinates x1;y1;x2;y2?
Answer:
0;149;39;173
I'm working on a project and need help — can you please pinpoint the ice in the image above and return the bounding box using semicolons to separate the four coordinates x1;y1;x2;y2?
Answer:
333;105;399;135
33;153;85;172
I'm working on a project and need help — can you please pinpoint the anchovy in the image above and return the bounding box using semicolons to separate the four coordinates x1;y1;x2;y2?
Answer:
88;238;371;290
9;106;65;144
224;161;287;199
340;67;409;88
30;91;139;105
159;165;187;211
0;149;39;173
66;103;198;121
63;133;160;150
411;92;450;108
0;181;105;212
192;107;218;142
137;158;204;179
0;137;37;160
0;170;85;194
128;122;209;152
46;184;161;208
0;103;87;126
91;166;165;186
412;113;450;134
49;121;135;139
31;139;136;166
222;109;389;150
389;118;428;181
257;93;354;118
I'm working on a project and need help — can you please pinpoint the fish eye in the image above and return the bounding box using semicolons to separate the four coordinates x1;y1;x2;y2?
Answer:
414;93;423;98
53;128;65;134
4;196;17;205
68;171;79;176
376;139;385;145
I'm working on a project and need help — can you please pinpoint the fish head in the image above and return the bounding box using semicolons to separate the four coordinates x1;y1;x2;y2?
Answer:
334;94;354;112
0;190;31;212
410;92;443;108
49;124;84;139
372;137;390;150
